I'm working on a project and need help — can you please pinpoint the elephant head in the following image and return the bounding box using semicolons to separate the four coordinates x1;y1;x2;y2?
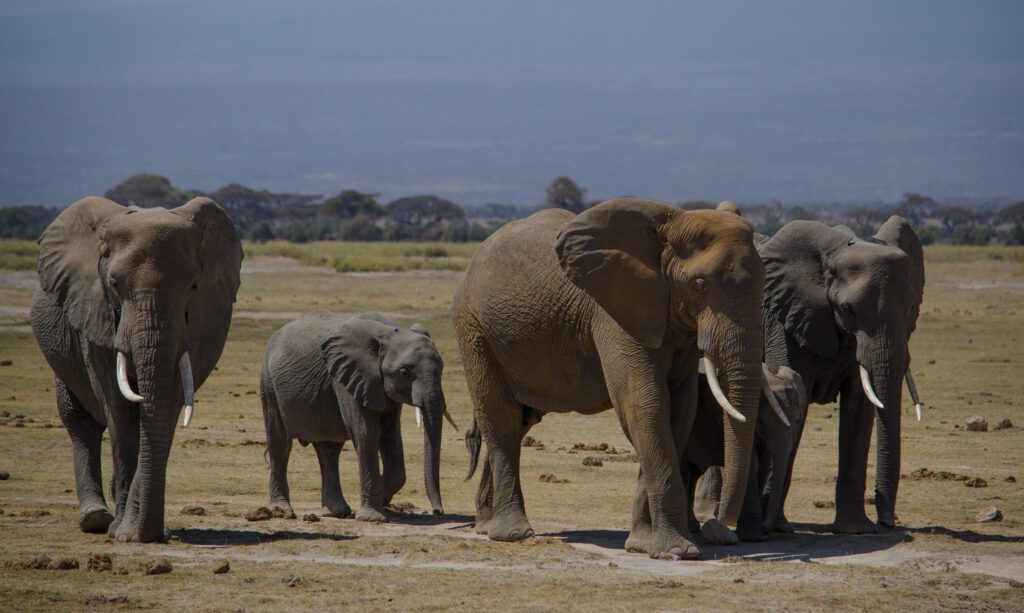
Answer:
555;198;766;526
37;196;242;541
760;216;924;525
321;319;453;514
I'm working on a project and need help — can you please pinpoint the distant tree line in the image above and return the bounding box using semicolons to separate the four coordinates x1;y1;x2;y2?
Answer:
2;175;1023;246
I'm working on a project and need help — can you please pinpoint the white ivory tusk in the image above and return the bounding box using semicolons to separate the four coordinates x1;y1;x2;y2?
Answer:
116;352;144;403
859;365;885;409
443;408;459;431
180;352;195;427
415;406;422;429
905;370;923;422
761;372;791;427
703;357;747;423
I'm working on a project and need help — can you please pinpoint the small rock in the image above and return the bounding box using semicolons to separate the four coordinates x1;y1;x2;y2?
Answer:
965;477;988;488
0;471;10;480
213;560;230;574
245;507;273;521
302;513;321;523
976;506;1003;522
47;558;79;570
87;553;112;572
582;456;604;467
994;418;1014;430
144;558;172;575
966;416;988;432
180;504;206;516
271;506;296;519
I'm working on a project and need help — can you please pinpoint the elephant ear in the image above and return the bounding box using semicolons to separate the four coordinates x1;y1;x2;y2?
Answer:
873;215;925;333
761;221;847;359
37;196;126;348
321;319;398;410
555;198;677;349
173;197;243;388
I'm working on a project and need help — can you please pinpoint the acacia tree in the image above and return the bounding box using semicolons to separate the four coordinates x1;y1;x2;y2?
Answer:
544;176;587;213
104;173;195;208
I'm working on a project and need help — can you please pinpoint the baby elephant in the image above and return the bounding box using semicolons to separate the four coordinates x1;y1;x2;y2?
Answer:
685;364;807;542
260;311;456;522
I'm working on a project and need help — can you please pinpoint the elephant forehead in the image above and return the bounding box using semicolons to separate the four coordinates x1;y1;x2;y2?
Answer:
102;209;197;245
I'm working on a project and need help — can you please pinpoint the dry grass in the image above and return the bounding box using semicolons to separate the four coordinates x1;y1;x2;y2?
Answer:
1;241;1023;610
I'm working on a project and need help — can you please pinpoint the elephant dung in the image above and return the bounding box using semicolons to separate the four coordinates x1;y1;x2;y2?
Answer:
965;477;988;488
144;558;172;575
976;506;1003;522
302;513;321;523
582;456;604;467
993;418;1014;431
47;558;79;571
965;416;988;432
245;506;273;521
180;504;206;516
87;553;112;572
213;560;230;574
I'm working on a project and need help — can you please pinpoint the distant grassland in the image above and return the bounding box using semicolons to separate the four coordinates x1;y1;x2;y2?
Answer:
2;239;1023;272
243;241;480;272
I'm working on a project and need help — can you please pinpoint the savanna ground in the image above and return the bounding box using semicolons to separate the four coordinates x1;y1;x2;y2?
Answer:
1;240;1022;611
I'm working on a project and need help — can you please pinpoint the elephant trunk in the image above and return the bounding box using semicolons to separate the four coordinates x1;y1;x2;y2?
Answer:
699;313;763;527
418;385;445;516
857;331;905;528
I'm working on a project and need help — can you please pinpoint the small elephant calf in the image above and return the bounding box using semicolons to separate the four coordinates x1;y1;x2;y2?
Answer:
685;364;807;542
260;311;455;522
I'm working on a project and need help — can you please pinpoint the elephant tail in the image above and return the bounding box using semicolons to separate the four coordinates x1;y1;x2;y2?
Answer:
464;418;482;481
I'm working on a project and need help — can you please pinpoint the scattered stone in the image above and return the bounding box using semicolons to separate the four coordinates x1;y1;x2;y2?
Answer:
144;557;172;575
0;471;9;480
213;560;230;574
47;558;79;570
271;506;296;519
976;506;1003;522
539;473;569;484
282;575;305;588
1006;476;1016;483
180;504;206;516
993;418;1014;431
245;506;273;521
965;477;988;488
966;416;988;432
813;500;836;509
302;513;321;523
582;456;604;467
87;553;112;572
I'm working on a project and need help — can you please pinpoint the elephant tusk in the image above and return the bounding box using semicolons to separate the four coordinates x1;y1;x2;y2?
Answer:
761;372;791;427
180;351;195;427
905;370;923;422
703;357;747;423
443;408;459;431
116;352;145;403
859;365;885;410
415;406;422;429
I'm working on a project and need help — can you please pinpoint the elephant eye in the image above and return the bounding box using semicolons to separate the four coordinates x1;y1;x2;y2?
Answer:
399;367;411;378
694;278;708;293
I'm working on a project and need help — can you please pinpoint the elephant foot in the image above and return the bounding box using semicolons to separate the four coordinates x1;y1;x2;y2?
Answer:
700;519;738;545
321;504;352;519
736;521;767;543
486;513;534;542
648;530;701;561
771;517;795;534
355;505;388;523
831;513;878;535
269;500;295;519
625;524;652;553
79;505;114;534
113;522;171;543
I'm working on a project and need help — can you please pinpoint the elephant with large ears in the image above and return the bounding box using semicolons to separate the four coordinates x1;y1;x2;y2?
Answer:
260;311;456;521
30;196;242;542
453;198;767;560
760;216;925;533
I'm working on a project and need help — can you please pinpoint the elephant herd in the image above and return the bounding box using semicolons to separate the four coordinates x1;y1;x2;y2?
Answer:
29;195;925;561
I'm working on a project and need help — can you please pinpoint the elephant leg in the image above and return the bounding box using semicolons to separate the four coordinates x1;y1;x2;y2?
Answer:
313;442;351;518
104;402;140;539
55;378;113;533
684;464;701;535
693;466;722;525
378;408;406;507
774;411;807;534
833;377;877;534
763;446;792;533
474;455;495;534
735;451;766;541
343;406;387;522
261;386;294;517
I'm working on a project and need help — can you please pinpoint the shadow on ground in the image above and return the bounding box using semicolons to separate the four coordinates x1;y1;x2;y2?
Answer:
173;528;357;546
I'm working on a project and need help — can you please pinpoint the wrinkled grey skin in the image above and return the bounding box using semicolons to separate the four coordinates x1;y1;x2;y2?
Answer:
30;196;241;542
260;311;448;522
759;217;924;534
686;364;807;541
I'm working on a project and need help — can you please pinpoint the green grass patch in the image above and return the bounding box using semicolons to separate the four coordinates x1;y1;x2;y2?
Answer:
0;240;39;271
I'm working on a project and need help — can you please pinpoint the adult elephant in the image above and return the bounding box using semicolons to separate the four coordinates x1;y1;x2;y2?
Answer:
453;198;766;560
759;216;924;533
31;196;242;542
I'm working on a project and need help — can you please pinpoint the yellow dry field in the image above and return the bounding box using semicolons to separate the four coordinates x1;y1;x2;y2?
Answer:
0;242;1022;611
